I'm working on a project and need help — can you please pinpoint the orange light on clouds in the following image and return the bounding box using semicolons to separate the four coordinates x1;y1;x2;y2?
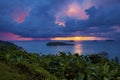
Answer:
11;7;32;23
12;12;29;23
66;3;88;19
0;32;33;41
51;36;106;41
55;20;65;27
55;1;93;27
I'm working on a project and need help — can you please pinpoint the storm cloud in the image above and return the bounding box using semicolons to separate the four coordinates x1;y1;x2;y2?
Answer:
0;0;120;40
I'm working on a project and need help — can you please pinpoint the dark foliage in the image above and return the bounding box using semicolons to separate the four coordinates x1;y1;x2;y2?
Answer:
0;40;120;80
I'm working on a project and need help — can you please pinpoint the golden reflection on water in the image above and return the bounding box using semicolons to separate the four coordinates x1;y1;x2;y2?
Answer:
74;43;82;55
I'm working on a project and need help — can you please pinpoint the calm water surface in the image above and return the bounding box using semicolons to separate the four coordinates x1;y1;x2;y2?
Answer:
12;40;120;59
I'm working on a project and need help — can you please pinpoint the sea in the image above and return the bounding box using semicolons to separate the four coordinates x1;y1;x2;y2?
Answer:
11;40;120;59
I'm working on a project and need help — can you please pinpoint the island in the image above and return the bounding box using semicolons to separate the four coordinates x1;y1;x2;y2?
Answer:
106;40;115;42
46;42;74;46
68;40;75;42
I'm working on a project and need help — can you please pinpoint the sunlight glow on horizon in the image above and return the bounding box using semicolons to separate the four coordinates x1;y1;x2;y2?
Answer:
51;36;107;41
0;33;107;41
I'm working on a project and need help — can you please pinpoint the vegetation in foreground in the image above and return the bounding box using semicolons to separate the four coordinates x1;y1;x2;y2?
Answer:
0;40;120;80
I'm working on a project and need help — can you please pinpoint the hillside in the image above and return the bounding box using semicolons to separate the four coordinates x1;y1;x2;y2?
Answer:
0;40;120;80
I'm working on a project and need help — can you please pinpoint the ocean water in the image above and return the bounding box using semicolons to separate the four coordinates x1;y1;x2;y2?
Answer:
12;40;120;59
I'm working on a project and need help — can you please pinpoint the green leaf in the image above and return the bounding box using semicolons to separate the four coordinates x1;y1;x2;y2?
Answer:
78;73;85;80
117;77;120;80
104;77;109;80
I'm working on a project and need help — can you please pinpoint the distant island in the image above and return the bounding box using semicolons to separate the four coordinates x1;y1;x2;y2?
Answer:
106;40;115;42
68;40;75;42
46;42;74;46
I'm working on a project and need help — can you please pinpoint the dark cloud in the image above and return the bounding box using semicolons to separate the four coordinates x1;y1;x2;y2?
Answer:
85;5;120;27
93;0;120;7
61;4;120;38
0;0;120;40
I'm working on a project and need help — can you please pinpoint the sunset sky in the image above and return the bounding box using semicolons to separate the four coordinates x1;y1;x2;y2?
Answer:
0;0;120;41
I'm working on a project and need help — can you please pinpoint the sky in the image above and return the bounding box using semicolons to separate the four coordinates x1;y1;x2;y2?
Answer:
0;0;120;41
